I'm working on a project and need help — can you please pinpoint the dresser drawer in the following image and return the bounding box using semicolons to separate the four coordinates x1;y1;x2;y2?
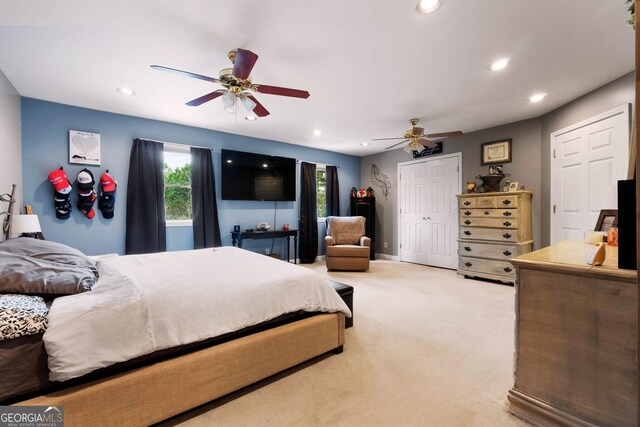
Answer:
460;217;518;228
460;208;517;219
458;198;476;208
458;242;521;260
460;227;518;242
459;256;516;277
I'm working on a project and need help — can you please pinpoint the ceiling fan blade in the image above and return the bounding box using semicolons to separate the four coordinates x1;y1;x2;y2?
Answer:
150;65;220;84
385;140;409;150
254;84;310;99
412;127;424;136
185;90;226;107
246;95;270;117
426;131;463;139
233;49;259;80
372;137;406;141
419;138;439;148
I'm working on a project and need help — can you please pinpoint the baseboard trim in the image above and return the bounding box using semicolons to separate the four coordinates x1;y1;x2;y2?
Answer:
508;388;599;427
375;253;400;261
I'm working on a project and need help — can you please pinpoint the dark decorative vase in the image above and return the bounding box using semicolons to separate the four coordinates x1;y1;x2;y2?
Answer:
476;174;506;192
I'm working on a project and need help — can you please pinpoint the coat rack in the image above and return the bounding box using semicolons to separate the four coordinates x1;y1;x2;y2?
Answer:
0;184;17;240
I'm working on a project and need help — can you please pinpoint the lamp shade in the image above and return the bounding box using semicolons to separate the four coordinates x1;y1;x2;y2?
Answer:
11;214;42;236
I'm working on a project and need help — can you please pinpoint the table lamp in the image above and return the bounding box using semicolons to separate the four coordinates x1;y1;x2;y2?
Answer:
11;214;42;239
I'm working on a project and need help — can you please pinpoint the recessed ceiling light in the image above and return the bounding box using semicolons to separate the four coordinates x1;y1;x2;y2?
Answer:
313;129;322;137
529;93;547;103
245;115;257;121
416;0;442;14
262;164;268;168
488;58;510;71
117;87;135;96
361;142;369;147
226;160;232;163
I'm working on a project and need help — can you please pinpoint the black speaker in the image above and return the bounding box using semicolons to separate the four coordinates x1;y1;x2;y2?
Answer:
617;179;636;270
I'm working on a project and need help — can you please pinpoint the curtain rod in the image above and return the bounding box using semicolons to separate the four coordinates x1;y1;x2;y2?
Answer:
137;138;213;151
296;159;340;168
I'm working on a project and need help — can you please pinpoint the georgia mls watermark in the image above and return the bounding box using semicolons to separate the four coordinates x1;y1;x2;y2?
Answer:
0;406;63;427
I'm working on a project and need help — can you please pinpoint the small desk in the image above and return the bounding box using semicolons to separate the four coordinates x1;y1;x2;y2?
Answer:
231;229;298;263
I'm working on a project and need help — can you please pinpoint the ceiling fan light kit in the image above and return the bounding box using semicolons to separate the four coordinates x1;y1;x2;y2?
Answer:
373;118;463;154
416;0;442;14
151;48;310;120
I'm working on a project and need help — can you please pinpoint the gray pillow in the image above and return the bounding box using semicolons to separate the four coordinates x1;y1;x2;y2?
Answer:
0;252;96;296
0;239;98;297
0;238;98;277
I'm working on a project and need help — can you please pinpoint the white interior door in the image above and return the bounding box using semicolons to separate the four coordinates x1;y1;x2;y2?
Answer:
551;105;630;244
399;153;461;268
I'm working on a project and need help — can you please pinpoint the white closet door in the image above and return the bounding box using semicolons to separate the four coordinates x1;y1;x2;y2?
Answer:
399;161;427;264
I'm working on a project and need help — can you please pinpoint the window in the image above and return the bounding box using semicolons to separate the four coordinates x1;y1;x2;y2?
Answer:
163;145;192;226
316;166;326;219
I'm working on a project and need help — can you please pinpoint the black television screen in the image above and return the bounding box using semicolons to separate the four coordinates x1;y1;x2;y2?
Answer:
221;149;296;201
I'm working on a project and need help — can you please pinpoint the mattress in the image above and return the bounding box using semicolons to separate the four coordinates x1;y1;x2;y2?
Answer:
0;310;317;404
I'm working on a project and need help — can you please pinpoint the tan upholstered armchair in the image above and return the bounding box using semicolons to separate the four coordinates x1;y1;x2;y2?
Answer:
325;216;371;271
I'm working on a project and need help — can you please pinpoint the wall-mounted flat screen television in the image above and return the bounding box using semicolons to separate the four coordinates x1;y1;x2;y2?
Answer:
221;149;296;201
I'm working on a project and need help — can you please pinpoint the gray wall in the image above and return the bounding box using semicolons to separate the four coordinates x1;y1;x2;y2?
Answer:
539;71;634;246
0;68;22;235
361;71;634;257
361;118;542;256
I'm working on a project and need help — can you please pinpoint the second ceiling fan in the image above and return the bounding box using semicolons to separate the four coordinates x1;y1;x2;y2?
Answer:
151;48;310;119
373;118;463;153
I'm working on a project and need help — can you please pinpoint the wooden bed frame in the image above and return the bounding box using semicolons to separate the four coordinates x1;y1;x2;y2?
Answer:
16;313;345;426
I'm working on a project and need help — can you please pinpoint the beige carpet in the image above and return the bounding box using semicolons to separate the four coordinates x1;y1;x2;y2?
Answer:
160;260;527;427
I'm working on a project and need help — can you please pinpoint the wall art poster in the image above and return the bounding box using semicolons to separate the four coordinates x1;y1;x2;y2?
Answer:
69;130;101;165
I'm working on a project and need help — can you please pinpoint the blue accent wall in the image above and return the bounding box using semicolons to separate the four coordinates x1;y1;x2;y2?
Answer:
21;98;360;256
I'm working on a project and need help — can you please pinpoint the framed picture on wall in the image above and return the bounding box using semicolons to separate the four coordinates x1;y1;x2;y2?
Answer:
69;130;101;166
481;139;512;165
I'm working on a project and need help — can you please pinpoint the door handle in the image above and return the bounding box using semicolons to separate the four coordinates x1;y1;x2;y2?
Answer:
503;250;512;256
464;262;472;267
503;233;512;239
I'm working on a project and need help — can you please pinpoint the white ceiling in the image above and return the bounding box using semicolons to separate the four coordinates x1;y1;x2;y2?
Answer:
0;0;634;156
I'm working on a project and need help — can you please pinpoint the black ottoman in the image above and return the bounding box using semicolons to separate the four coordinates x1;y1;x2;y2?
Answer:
327;280;354;328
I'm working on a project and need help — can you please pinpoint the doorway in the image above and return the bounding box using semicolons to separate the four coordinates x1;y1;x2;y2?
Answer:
398;153;462;269
550;104;630;243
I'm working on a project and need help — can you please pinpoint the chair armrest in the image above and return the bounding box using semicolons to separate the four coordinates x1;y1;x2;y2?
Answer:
360;236;371;247
325;236;336;249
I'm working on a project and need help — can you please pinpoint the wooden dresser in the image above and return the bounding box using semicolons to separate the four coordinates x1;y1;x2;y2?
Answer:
509;240;637;427
456;191;532;284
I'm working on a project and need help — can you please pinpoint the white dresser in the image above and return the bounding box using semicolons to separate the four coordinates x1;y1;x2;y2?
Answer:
456;191;533;284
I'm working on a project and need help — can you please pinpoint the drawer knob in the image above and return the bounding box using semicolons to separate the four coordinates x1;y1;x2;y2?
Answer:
502;199;512;205
464;246;471;251
464;262;472;267
464;201;471;206
484;211;490;215
464;220;471;225
503;211;512;217
503;250;512;256
503;233;512;239
504;267;513;273
503;221;512;227
464;211;471;216
464;231;472;236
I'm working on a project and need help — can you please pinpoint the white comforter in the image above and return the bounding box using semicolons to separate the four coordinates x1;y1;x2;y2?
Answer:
43;247;350;382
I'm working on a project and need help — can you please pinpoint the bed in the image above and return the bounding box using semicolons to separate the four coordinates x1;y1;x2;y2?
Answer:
0;238;349;426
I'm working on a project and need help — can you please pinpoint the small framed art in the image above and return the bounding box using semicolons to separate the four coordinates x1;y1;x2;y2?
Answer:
481;139;512;165
69;130;101;166
594;209;618;232
507;181;519;192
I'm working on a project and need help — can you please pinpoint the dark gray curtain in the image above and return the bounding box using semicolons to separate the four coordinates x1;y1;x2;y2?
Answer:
326;165;340;216
299;162;318;263
191;147;221;248
125;139;166;254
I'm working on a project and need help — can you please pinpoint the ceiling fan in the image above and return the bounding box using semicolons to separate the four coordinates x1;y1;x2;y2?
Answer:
151;49;310;119
373;118;463;153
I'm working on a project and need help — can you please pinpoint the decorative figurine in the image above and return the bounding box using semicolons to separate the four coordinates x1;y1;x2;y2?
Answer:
466;181;477;194
351;187;358;198
366;187;374;197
